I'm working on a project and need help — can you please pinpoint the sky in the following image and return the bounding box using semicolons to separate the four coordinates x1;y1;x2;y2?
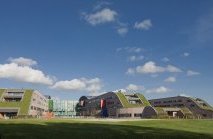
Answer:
0;0;213;105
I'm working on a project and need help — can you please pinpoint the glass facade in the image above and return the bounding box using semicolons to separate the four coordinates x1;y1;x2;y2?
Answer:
53;99;78;117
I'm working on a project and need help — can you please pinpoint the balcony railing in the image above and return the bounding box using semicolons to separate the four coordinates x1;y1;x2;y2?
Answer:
4;93;23;98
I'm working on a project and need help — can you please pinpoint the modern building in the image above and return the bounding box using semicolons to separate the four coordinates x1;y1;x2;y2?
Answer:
78;91;157;118
149;96;213;119
52;99;78;117
0;88;48;118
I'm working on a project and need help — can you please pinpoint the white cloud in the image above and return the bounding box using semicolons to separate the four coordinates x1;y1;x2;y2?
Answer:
136;61;165;74
8;57;37;67
164;76;176;83
116;48;122;52
129;56;136;61
166;65;182;72
51;78;103;94
51;79;86;90
126;84;144;91
126;68;135;75
129;47;142;53
83;8;117;25
125;47;142;53
134;19;152;30
187;70;200;76
0;62;53;85
128;55;144;62
131;61;182;74
183;52;190;57
93;1;111;10
179;94;191;97
162;57;170;62
146;86;171;94
116;47;142;53
117;27;128;36
112;89;127;93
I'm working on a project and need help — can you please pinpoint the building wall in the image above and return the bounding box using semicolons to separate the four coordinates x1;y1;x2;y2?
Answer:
79;92;155;118
149;96;213;119
80;92;123;117
116;107;144;118
0;89;48;117
29;90;48;116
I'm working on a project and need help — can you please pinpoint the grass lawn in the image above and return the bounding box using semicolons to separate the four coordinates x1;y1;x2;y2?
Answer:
0;119;213;139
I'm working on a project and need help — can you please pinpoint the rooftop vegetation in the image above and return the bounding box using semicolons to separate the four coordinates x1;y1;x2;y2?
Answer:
188;97;213;111
0;89;5;98
116;92;149;108
0;89;33;115
136;93;151;106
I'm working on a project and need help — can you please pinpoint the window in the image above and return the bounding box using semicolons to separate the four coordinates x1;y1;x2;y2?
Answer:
178;99;182;102
118;113;131;117
202;114;207;117
134;113;142;117
190;104;195;107
154;101;161;104
202;103;207;107
163;100;173;103
187;99;191;102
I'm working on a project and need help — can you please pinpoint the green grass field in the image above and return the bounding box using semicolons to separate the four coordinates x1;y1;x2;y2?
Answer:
0;119;213;139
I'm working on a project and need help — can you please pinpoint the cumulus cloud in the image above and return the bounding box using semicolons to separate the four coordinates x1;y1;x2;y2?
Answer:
8;57;37;67
183;52;190;57
146;86;171;94
134;19;152;30
116;47;142;53
166;65;182;72
0;61;53;85
136;61;165;74
117;27;128;36
179;94;191;97
51;78;103;94
93;1;111;10
187;70;200;76
112;89;127;93
162;57;170;62
128;55;144;62
128;47;142;53
126;84;144;91
83;8;117;25
51;79;86;90
126;68;135;75
135;61;182;74
164;76;176;83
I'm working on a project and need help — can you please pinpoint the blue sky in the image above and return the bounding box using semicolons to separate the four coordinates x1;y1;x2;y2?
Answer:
0;0;213;105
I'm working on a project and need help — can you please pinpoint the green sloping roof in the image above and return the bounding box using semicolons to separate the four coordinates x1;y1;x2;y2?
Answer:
180;107;194;118
0;89;33;115
115;92;149;108
154;107;169;118
0;89;5;98
189;97;213;111
154;107;194;118
136;93;151;106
